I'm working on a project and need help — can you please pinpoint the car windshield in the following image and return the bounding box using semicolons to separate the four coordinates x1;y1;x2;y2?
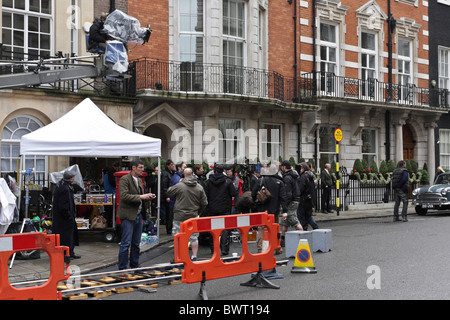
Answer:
436;174;450;184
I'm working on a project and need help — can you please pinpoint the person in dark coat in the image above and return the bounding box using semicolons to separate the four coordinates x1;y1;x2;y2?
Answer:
297;162;320;231
52;170;80;260
204;164;237;255
88;13;110;53
252;164;288;254
161;160;175;234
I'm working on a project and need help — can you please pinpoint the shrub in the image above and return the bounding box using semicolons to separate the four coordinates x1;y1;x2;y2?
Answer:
353;159;363;174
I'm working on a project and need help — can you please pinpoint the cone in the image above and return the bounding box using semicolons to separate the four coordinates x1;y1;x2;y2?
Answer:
291;239;317;273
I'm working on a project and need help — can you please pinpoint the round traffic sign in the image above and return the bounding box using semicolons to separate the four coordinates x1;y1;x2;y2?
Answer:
334;128;343;142
297;249;310;263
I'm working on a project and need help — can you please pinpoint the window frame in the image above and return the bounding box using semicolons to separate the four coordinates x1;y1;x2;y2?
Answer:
260;123;282;163
2;0;54;62
1;115;47;186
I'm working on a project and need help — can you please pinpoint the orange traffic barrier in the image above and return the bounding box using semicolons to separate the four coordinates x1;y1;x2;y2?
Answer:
174;212;279;284
0;232;71;300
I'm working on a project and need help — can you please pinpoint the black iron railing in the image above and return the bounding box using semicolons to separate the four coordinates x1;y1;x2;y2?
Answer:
300;71;450;109
130;58;301;103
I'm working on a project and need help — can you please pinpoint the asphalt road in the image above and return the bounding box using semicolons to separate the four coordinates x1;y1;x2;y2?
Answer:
97;211;450;302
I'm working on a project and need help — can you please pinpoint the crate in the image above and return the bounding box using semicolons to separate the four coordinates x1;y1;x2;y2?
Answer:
75;218;90;230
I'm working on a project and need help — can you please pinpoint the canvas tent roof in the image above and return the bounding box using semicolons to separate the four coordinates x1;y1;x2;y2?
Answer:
20;98;161;157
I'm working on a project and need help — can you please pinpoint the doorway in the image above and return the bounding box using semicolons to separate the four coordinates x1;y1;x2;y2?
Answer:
402;125;415;160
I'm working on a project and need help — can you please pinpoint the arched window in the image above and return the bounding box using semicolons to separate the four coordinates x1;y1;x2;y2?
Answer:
1;115;47;187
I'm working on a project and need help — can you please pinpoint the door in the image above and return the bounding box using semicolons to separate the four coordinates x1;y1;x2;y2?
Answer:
402;125;415;160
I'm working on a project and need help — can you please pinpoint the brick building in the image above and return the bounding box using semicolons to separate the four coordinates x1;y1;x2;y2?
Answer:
1;0;449;190
128;0;448;174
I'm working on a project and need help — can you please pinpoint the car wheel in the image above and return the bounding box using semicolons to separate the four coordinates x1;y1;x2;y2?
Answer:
415;205;428;215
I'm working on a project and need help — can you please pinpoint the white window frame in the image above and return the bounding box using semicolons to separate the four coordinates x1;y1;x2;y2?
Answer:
319;22;339;75
361;128;378;167
440;129;450;170
2;0;54;62
1;115;47;187
261;123;282;163
219;119;244;164
319;126;337;170
397;38;412;86
438;0;450;5
439;46;450;90
179;0;204;62
178;0;205;92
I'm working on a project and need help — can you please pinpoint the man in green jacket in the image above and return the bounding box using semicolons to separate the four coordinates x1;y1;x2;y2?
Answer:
167;167;207;260
117;159;155;270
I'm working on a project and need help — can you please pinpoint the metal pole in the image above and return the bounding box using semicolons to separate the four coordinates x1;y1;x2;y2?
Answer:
157;157;161;242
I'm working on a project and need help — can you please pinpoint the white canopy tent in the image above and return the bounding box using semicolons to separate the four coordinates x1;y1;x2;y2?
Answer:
19;98;162;240
20;98;161;157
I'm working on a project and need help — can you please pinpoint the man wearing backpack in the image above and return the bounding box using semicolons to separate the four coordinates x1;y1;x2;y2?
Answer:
392;160;410;222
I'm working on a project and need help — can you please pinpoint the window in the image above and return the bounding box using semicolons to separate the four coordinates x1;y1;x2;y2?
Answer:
261;124;282;162
1;116;47;185
361;32;377;98
319;23;338;94
223;0;245;94
397;38;412;102
257;8;265;70
362;129;377;166
320;23;337;74
319;126;337;170
440;129;450;170
2;0;53;62
439;47;450;90
219;119;243;163
179;0;204;92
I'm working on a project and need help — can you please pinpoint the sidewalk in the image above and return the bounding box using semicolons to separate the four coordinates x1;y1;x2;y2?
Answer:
5;203;415;284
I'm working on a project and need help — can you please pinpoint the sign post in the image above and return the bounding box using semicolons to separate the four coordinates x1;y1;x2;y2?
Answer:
334;128;343;216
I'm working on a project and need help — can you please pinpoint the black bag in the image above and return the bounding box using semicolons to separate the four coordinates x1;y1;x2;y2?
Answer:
256;177;272;204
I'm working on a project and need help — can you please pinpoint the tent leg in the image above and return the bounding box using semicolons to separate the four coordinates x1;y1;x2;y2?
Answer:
157;156;161;242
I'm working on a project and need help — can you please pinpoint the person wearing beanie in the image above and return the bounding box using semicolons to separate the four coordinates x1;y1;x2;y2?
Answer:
52;170;80;259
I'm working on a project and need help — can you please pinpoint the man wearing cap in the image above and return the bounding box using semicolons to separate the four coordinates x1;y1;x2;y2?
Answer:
52;170;80;260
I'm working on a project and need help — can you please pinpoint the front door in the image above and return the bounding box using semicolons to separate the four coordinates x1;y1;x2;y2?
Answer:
403;125;415;160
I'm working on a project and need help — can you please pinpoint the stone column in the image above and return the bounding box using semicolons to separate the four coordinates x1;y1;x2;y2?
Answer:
426;122;438;176
395;121;404;162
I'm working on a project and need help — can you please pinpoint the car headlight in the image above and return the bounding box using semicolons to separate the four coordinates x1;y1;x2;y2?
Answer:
442;188;450;196
412;188;419;196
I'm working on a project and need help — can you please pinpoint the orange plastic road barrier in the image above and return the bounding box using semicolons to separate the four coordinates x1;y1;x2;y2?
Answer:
174;212;280;284
0;232;70;300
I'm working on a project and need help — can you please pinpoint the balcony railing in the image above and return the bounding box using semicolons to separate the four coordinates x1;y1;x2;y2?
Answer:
131;58;301;104
300;71;450;109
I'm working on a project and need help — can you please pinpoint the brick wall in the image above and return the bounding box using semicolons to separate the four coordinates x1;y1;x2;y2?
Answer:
94;0;128;18
268;0;297;78
128;0;169;61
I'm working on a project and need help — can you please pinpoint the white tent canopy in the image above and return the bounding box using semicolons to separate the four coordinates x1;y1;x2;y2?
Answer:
19;97;162;240
20;98;161;157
